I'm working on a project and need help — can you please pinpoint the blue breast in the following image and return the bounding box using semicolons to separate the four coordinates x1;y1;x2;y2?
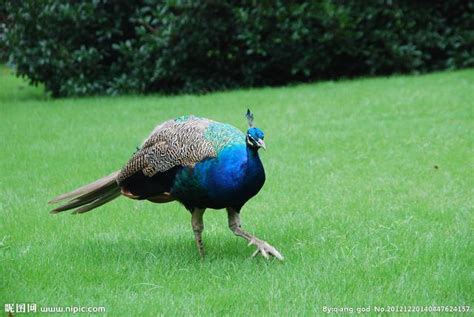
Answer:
171;144;265;210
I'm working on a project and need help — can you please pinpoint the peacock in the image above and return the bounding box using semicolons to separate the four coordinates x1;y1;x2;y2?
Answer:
49;110;283;260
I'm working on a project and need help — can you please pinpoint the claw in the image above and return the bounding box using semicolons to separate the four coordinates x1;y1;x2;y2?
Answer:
248;238;284;260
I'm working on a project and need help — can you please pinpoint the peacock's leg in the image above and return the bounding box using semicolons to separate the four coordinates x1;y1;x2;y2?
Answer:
227;208;284;260
191;208;206;257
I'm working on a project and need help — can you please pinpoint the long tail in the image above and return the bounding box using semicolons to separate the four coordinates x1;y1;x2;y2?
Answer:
49;171;121;214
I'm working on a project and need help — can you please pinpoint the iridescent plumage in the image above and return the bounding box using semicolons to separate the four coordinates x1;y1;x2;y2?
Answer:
49;111;283;260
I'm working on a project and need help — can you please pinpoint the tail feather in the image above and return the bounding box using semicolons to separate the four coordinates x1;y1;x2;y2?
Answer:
72;190;121;214
50;171;121;214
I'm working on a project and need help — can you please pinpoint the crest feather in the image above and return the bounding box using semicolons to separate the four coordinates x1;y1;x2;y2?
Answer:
246;109;254;127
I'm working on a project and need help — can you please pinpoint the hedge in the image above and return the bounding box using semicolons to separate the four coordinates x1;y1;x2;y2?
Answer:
4;1;474;97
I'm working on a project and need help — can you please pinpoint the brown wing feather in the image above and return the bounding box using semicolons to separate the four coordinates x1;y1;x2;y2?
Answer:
117;116;217;184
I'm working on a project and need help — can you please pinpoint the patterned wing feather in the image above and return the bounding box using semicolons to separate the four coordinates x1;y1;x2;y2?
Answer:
117;116;217;184
204;122;246;152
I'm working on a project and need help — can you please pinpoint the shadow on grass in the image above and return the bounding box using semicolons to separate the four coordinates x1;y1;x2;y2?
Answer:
60;234;285;267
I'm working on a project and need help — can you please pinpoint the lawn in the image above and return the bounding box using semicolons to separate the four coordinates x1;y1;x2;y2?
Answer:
1;67;473;315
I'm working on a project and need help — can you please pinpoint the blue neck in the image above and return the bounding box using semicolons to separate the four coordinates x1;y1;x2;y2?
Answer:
246;145;263;176
172;142;265;209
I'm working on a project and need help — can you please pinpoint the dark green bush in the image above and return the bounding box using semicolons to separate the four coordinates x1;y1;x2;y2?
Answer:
0;3;8;63
4;1;474;97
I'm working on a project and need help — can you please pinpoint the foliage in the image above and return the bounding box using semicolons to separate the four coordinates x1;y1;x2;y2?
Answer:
0;1;8;62
4;0;474;97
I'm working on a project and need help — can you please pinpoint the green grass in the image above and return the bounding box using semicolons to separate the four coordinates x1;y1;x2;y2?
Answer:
1;67;473;315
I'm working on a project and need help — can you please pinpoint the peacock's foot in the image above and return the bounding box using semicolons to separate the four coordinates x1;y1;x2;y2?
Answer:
248;238;284;260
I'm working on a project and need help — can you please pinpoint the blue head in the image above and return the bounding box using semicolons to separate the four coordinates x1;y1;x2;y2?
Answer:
246;109;266;150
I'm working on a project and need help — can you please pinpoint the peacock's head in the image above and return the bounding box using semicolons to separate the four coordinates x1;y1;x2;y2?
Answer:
246;109;266;150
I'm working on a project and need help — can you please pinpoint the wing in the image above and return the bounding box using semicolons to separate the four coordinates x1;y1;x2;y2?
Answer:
117;116;217;184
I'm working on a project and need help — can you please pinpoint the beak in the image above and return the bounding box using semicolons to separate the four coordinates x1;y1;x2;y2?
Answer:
256;139;266;150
